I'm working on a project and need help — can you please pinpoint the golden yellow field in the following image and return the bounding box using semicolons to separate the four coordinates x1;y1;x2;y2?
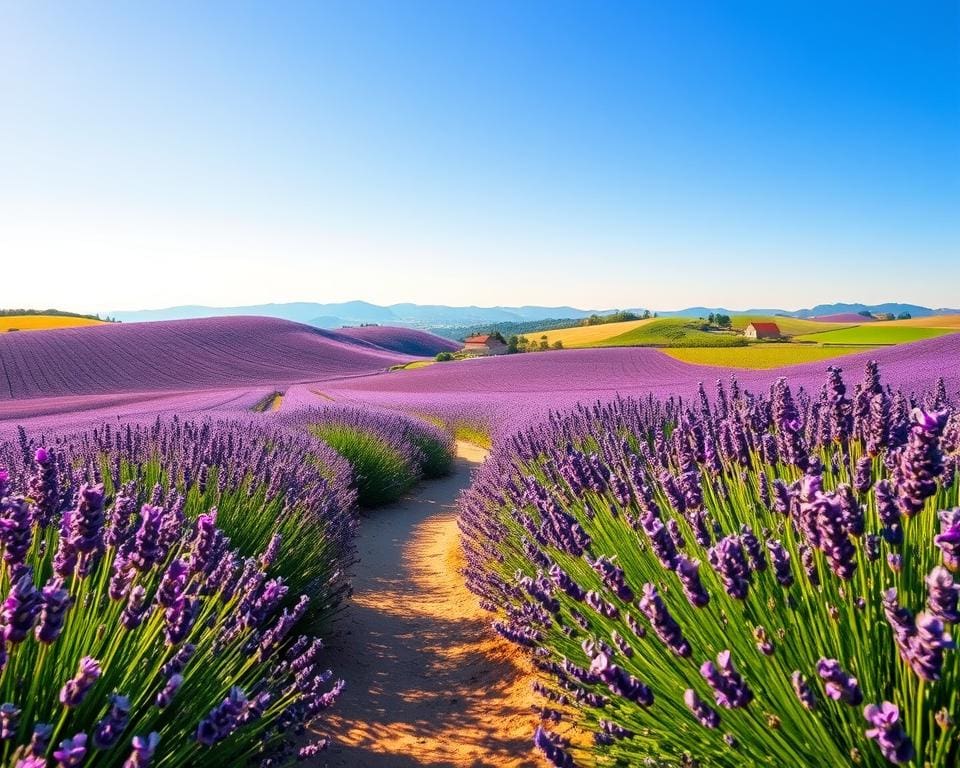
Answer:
883;313;960;329
529;318;657;348
0;314;105;332
664;343;875;369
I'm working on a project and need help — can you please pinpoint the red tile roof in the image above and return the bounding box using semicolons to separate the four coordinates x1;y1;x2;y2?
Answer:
747;322;780;334
464;334;493;343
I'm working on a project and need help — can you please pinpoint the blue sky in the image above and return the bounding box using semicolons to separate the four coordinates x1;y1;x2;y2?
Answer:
1;1;957;313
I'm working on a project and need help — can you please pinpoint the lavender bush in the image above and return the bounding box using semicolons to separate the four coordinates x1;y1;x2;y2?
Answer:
4;418;358;626
0;442;343;766
460;363;959;766
291;407;454;507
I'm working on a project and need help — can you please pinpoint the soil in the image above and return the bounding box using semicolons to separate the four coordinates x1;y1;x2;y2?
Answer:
318;441;540;767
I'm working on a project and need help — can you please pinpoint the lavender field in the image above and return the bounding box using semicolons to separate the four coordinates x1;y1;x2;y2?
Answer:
0;314;958;766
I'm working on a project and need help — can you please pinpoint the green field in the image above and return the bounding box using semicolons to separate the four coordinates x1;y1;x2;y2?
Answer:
596;319;747;348
665;343;876;369
793;326;954;345
728;315;853;336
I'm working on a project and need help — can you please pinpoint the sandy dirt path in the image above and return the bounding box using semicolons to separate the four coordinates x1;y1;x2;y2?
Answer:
321;441;540;768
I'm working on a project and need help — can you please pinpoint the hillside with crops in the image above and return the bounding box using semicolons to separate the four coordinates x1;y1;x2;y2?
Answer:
2;317;958;768
0;316;422;400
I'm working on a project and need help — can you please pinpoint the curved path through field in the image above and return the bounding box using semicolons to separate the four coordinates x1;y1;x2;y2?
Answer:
321;442;539;768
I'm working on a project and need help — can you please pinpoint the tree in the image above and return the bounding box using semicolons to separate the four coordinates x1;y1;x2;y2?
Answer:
552;340;564;350
435;351;454;362
707;312;716;325
715;314;732;329
897;312;912;320
642;309;651;319
507;335;520;354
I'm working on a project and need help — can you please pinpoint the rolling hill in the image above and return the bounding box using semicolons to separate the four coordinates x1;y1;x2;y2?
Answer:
0;317;422;401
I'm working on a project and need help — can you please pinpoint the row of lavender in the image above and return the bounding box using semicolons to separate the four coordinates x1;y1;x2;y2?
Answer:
459;363;959;766
0;407;450;767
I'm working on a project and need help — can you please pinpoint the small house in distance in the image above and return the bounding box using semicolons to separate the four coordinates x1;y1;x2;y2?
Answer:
744;321;781;340
462;333;508;356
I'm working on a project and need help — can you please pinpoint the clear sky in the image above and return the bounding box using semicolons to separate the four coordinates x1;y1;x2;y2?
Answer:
1;1;958;314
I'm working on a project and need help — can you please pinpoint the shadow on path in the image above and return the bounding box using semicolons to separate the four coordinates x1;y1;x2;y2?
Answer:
318;442;539;768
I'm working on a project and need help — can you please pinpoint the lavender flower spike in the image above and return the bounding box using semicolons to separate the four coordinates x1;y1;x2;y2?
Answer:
684;688;720;728
864;702;914;764
60;656;102;708
123;732;160;768
533;726;575;768
816;658;862;706
53;732;87;767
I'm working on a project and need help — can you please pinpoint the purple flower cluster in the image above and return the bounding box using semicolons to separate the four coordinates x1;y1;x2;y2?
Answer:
0;419;353;768
458;361;959;767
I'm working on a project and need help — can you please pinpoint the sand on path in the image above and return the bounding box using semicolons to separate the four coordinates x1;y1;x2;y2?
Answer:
321;441;540;768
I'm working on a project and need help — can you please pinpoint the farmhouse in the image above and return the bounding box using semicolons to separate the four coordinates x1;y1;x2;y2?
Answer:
744;321;781;340
462;333;508;356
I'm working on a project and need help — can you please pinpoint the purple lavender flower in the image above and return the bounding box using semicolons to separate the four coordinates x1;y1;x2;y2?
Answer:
803;485;857;580
122;586;148;630
156;673;184;709
708;535;751;599
640;512;678;570
93;693;131;748
674;555;709;608
700;650;752;709
60;656;101;707
156;557;189;607
926;565;960;623
69;482;106;555
0;702;19;740
588;555;634;602
299;739;331;758
816;658;862;705
164;595;200;646
122;732;160;768
53;732;87;767
2;570;43;643
910;612;955;681
864;702;914;764
897;408;947;516
740;524;766;571
0;495;32;567
638;583;691;657
766;540;793;587
35;577;72;644
106;482;138;548
934;508;960;571
684;688;720;728
130;504;165;571
791;671;816;711
28;447;60;527
548;564;586;601
196;686;249;746
854;456;873;493
29;722;52;756
533;726;575;768
588;652;653;705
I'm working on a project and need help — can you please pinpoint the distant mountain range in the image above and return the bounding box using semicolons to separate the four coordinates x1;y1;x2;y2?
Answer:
110;301;611;329
110;301;960;331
